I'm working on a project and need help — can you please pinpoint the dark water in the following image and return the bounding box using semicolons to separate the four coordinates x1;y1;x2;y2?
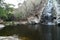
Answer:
0;24;59;40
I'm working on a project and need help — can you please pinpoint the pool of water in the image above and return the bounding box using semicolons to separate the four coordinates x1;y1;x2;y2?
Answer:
0;24;59;40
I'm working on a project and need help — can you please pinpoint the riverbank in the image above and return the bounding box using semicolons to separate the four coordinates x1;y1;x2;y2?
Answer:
4;21;28;26
0;20;57;27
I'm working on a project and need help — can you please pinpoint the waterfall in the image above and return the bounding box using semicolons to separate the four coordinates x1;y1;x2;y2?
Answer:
53;0;60;19
41;0;55;25
53;0;60;24
43;0;53;15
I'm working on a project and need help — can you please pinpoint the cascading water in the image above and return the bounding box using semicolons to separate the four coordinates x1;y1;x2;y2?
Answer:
53;0;60;25
41;0;55;25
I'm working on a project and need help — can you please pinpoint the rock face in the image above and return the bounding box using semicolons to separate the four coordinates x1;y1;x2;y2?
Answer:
27;0;48;24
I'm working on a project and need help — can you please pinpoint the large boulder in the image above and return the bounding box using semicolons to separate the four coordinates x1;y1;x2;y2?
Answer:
27;16;40;24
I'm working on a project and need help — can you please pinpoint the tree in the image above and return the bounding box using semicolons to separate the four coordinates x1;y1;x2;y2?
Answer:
13;0;47;21
0;0;14;21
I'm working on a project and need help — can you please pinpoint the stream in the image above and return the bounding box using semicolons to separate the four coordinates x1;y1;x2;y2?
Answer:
0;24;59;40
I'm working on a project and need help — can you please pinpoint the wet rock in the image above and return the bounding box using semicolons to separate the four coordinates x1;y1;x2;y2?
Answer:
0;36;19;40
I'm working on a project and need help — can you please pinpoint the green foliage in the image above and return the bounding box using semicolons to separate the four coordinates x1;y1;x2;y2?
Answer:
0;7;7;18
3;13;14;21
0;0;14;21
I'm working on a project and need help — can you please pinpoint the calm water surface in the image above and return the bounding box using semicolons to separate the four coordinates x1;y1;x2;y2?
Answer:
0;24;59;40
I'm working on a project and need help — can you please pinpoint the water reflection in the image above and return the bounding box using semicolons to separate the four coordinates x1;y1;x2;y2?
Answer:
0;24;57;40
41;25;57;40
57;26;60;40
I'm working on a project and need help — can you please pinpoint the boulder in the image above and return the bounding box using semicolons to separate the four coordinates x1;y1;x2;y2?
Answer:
27;16;40;24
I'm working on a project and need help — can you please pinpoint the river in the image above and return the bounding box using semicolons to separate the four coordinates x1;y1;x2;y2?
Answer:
0;24;59;40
